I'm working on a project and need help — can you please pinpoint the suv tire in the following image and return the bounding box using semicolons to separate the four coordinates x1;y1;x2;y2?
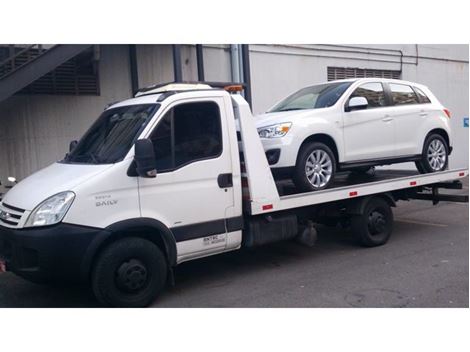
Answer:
416;134;449;173
293;142;336;192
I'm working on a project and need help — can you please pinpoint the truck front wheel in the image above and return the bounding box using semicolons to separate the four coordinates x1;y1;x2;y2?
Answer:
91;237;168;307
351;197;393;247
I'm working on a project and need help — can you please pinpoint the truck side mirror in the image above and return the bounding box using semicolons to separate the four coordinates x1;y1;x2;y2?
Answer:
134;139;157;178
346;96;368;112
69;140;78;152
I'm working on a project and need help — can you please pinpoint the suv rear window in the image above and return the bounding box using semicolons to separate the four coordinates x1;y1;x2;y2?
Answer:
414;87;432;103
389;83;420;105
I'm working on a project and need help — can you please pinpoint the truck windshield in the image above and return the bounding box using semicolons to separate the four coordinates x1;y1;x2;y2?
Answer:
64;104;159;164
268;82;352;112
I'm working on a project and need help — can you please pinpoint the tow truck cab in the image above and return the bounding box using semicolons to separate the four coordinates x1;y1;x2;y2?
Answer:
0;82;467;307
0;84;254;281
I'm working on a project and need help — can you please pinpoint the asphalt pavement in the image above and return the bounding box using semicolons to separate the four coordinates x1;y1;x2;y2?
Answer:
0;181;468;308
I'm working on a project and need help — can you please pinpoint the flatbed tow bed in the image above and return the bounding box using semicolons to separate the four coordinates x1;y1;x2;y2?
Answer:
270;168;468;209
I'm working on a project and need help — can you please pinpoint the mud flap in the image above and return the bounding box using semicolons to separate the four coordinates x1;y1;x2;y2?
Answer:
0;258;7;274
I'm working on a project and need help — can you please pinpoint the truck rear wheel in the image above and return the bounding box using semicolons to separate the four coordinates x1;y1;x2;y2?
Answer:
351;197;393;247
91;237;167;307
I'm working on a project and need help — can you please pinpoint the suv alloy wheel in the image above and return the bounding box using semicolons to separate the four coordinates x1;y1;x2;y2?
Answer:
293;142;336;192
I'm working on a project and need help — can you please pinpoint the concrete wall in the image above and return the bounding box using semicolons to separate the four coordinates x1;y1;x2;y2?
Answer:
0;45;133;182
135;44;232;86
0;44;468;185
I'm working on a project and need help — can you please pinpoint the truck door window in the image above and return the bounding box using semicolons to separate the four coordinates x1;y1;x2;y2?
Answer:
349;83;386;108
150;101;223;172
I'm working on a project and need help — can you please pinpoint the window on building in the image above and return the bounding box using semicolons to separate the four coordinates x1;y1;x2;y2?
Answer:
389;83;420;105
349;82;386;108
327;67;401;81
150;101;223;172
414;87;432;104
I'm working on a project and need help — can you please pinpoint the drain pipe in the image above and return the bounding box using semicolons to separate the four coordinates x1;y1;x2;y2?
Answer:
231;44;252;107
241;44;253;109
230;44;241;83
237;44;244;84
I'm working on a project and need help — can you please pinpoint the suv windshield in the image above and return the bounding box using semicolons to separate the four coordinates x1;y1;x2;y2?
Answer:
64;104;159;164
269;82;353;112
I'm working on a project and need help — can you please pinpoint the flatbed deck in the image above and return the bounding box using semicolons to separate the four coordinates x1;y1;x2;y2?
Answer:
275;169;446;196
249;168;468;215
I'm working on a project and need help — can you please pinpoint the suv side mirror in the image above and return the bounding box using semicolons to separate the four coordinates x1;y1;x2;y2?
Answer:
346;96;368;112
69;140;78;152
134;139;157;178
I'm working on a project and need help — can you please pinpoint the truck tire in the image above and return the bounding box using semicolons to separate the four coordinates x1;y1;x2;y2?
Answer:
91;237;167;307
351;197;393;247
293;142;336;192
416;133;449;173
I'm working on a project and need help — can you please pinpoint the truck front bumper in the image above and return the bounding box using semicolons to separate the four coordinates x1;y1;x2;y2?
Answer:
0;223;107;283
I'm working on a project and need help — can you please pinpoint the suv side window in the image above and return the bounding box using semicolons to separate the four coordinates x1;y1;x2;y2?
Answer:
150;101;222;172
349;82;386;108
414;87;432;104
389;83;420;105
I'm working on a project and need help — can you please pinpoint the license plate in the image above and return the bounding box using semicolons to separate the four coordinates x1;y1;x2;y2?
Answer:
0;259;6;274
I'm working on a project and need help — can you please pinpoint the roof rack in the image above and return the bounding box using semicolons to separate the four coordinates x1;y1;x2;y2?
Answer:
135;81;246;97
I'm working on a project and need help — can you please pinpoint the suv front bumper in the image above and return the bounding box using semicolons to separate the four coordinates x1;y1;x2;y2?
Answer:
0;223;107;283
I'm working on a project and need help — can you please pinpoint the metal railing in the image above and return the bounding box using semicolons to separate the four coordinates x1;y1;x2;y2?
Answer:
0;44;49;80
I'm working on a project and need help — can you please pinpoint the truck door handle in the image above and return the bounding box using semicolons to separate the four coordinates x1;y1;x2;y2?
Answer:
218;173;233;188
382;115;393;122
419;112;428;117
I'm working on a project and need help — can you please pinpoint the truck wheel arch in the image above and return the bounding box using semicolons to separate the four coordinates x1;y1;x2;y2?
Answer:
345;193;396;215
81;218;177;281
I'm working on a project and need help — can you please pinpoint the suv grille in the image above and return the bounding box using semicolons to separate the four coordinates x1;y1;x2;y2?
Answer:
0;202;26;227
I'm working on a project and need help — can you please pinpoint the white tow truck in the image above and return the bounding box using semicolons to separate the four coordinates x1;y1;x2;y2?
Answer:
0;82;468;307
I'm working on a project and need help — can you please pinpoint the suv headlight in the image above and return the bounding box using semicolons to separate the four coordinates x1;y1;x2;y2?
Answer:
257;122;292;138
25;192;75;227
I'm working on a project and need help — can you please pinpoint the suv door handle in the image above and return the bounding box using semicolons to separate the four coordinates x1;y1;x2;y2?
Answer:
382;116;393;122
218;173;233;188
419;112;428;117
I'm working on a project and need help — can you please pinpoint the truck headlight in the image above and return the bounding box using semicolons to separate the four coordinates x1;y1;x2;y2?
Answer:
257;123;292;138
25;192;75;227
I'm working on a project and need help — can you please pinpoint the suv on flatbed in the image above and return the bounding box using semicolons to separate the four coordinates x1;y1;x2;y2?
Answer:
256;78;453;191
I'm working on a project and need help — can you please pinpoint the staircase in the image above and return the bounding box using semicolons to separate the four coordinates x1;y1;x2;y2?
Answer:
0;44;93;103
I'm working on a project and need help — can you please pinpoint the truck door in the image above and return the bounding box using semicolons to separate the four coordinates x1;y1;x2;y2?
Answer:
138;97;236;262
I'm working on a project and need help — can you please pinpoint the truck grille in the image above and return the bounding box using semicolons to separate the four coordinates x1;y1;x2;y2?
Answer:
0;202;26;227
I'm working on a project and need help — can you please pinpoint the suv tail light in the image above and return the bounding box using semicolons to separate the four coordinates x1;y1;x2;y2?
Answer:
443;108;451;118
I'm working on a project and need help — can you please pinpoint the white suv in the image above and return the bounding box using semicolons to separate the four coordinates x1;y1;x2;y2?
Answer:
256;78;453;191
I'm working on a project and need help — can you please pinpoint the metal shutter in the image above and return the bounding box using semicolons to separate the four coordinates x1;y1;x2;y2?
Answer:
327;67;401;81
19;47;99;96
